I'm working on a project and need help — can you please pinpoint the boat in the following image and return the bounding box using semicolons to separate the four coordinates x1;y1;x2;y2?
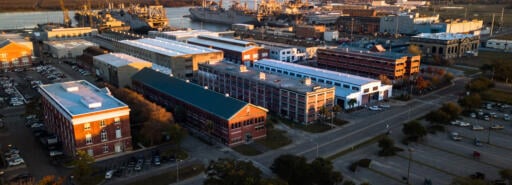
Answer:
110;4;170;34
188;1;260;25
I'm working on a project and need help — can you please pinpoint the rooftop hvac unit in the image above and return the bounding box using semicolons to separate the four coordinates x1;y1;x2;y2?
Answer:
80;96;102;109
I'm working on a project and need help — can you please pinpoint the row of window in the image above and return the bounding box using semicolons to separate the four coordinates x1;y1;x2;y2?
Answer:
85;128;122;145
83;118;121;131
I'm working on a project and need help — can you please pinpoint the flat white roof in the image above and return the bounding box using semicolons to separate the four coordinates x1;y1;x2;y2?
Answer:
119;37;221;57
198;35;253;46
45;39;96;49
413;32;475;40
255;59;379;86
94;53;151;67
151;29;219;38
39;80;128;116
188;37;257;53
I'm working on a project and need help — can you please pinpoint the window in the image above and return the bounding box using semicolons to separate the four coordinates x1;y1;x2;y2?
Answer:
290;72;295;76
343;84;350;88
87;148;94;156
84;123;91;130
100;120;106;127
114;117;120;124
352;87;360;91
103;145;109;153
318;79;325;83
85;134;92;145
373;86;378;91
363;88;369;93
101;130;108;142
116;128;122;139
334;82;341;86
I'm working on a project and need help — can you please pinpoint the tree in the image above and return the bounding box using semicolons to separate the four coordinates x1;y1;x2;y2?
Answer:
167;123;186;147
458;94;482;111
499;169;512;184
204;158;263;185
318;106;329;122
38;175;63;185
466;77;494;93
378;136;397;156
450;177;489;185
440;102;462;121
415;76;431;93
140;121;168;146
443;72;455;83
205;120;215;143
271;155;311;185
310;158;343;185
72;150;94;185
425;110;451;124
402;120;427;142
347;99;357;109
378;74;392;85
408;45;422;55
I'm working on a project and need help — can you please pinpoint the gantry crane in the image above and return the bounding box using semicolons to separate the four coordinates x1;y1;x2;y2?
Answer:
59;0;71;27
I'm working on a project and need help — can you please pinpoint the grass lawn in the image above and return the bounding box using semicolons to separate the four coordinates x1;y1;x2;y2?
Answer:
256;129;292;150
232;144;262;156
129;163;205;185
278;117;332;133
455;51;512;68
448;65;481;76
326;134;385;161
482;89;512;104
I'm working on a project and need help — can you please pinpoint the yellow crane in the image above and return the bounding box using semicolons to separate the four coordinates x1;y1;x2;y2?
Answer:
59;0;71;27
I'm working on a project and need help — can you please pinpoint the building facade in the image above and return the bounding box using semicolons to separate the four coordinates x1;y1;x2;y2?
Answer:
0;40;32;70
44;39;98;59
187;35;268;66
132;68;268;146
198;63;336;124
295;25;326;39
93;53;153;88
39;80;132;159
317;47;421;79
409;32;480;60
252;59;392;109
114;37;224;79
336;16;381;35
379;13;439;35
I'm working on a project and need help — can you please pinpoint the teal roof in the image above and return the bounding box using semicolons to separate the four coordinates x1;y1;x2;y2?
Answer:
132;68;249;120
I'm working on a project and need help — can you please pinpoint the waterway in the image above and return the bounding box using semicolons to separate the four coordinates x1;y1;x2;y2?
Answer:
0;7;230;31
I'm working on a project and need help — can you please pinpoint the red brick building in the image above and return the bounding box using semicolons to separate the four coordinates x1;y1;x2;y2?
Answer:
335;16;380;35
187;35;268;66
39;80;132;159
317;46;421;80
132;68;268;146
295;25;326;39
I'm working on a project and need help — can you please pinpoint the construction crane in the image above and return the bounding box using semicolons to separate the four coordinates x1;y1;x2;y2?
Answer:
59;0;71;27
87;0;94;28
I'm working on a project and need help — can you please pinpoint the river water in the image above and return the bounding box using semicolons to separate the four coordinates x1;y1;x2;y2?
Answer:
0;7;230;31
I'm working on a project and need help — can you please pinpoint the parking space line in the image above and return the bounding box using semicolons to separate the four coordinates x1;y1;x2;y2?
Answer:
395;154;459;177
366;167;407;184
421;143;505;170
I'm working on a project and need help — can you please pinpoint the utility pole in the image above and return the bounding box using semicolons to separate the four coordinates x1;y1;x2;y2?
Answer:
395;16;399;39
490;13;495;37
350;18;354;41
500;7;504;28
406;148;414;185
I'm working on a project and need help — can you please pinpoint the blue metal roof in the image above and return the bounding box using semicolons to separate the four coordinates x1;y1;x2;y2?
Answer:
132;68;249;120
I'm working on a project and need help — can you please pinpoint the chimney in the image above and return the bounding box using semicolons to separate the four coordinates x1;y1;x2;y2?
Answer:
304;77;312;85
259;72;266;80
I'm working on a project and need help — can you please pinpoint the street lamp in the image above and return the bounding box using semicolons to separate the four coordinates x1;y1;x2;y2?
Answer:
406;148;414;185
487;126;492;144
176;159;183;182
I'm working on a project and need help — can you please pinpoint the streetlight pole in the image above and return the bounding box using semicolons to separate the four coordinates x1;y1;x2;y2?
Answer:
407;148;414;185
487;126;491;144
316;143;319;158
176;159;182;182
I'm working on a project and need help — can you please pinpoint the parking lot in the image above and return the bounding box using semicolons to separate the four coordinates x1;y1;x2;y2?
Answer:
333;101;512;185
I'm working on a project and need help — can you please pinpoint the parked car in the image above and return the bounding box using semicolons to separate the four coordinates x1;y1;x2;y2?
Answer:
368;106;382;111
30;123;44;128
472;125;485;131
450;132;462;141
49;150;63;157
491;124;504;130
474;137;483;147
153;156;161;166
451;120;461;126
470;113;476;118
379;104;391;108
8;158;25;166
105;170;115;179
459;122;471;127
6;154;21;161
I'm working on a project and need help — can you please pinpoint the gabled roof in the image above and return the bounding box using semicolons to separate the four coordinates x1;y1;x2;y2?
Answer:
132;68;250;120
0;39;31;51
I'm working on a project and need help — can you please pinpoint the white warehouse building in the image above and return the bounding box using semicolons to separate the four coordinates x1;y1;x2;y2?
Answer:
252;59;393;109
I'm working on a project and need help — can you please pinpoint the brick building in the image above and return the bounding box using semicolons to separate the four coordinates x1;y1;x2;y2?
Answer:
187;35;268;66
317;46;421;79
198;62;336;124
294;25;326;39
79;46;108;70
132;68;268;146
39;80;132;159
336;16;380;35
409;32;480;60
0;39;32;70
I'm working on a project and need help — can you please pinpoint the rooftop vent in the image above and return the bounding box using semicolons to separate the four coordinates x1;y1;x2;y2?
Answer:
102;87;111;95
185;79;190;83
61;83;79;92
304;77;312;86
80;96;102;109
259;72;266;80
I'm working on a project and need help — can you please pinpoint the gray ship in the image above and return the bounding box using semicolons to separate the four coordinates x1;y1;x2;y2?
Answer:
110;4;169;34
189;1;260;25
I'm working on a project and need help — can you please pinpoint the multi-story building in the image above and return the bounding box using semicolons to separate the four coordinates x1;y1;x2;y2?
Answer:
32;26;99;57
148;29;221;41
44;39;98;59
132;68;268;146
317;46;421;79
415;19;483;35
295;25;326;39
39;80;132;159
93;53;153;88
251;39;317;59
79;46;108;70
114;37;223;79
187;35;268;66
409;32;480;60
253;59;392;109
336;16;381;35
198;62;336;124
379;13;439;35
0;39;32;70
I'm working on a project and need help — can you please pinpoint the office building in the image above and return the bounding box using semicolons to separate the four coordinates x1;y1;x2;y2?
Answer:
93;53;153;88
44;39;98;59
409;32;480;60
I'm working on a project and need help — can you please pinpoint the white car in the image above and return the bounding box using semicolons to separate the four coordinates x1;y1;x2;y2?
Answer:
472;125;485;131
6;154;21;161
459;122;471;127
450;120;461;126
8;158;24;166
30;123;44;128
470;113;476;118
368;106;382;111
105;170;115;179
379;104;391;108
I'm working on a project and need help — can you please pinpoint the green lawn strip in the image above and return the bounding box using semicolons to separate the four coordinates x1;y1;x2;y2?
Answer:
421;143;504;170
256;129;292;150
326;134;385;161
482;89;512;105
448;66;480;76
395;154;459;177
232;144;262;156
459;134;512;152
366;167;407;184
129;163;205;185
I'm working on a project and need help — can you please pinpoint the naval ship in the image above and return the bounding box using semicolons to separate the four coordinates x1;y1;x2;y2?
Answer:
189;0;260;25
111;4;169;34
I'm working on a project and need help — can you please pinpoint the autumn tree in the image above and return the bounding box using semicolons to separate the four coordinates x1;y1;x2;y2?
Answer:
72;150;94;185
347;99;357;109
38;175;63;185
271;154;342;185
408;45;422;55
402;120;427;142
204;158;263;185
415;76;431;93
458;94;482;111
378;74;392;85
425;110;451;124
466;77;494;93
440;102;462;121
